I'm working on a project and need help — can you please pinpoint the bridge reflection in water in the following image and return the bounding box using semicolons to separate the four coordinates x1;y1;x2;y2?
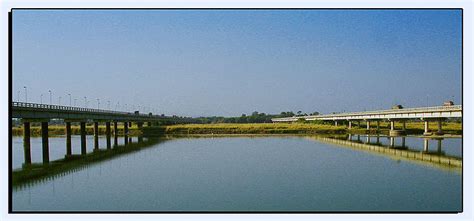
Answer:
307;134;462;173
12;136;168;189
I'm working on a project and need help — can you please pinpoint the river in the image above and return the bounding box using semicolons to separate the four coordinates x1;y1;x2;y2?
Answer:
11;135;462;212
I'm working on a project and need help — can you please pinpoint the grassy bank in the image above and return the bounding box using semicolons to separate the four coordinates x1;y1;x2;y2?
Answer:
11;125;142;136
144;123;348;136
142;122;462;136
12;121;462;137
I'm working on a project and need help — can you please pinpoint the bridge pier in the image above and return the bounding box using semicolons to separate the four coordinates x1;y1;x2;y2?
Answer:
366;120;370;130
389;136;395;148
389;120;406;136
113;122;118;147
376;135;380;144
124;122;129;145
23;121;31;165
106;122;111;149
94;122;99;151
348;121;352;129
436;119;444;135
66;122;72;156
423;120;431;135
80;121;87;155
334;121;338;126
401;137;406;148
41;121;49;164
366;135;371;144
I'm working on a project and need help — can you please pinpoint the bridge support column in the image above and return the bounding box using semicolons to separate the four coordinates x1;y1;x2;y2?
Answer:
390;121;395;130
334;121;338;126
41;121;49;164
402;121;406;131
348;121;352;129
106;122;111;149
23;121;31;165
113;122;118;147
80;122;87;155
423;120;431;135
357;121;360;128
376;121;380;131
348;134;352;141
436;119;444;135
366;135;371;144
94;122;99;151
124;122;129;145
66;122;72;156
376;135;380;144
366;121;370;130
401;137;406;148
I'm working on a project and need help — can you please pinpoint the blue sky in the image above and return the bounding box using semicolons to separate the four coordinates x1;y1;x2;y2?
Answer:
12;9;461;117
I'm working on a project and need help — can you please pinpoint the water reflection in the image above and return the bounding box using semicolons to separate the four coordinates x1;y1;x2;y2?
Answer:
345;134;460;158
12;136;462;212
12;136;166;189
321;134;461;173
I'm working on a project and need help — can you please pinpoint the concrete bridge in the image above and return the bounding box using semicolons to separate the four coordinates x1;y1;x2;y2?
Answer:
11;102;193;165
272;105;462;136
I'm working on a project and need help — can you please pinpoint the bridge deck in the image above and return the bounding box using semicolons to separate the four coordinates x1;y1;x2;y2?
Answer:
11;102;186;122
272;105;462;122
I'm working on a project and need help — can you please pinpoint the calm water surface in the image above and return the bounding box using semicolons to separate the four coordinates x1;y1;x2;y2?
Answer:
12;136;462;212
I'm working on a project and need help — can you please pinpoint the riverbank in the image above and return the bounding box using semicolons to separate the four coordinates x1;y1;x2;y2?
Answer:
142;122;462;136
11;122;462;137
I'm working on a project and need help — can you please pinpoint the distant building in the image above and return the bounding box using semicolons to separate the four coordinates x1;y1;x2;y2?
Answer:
443;100;454;106
391;104;403;109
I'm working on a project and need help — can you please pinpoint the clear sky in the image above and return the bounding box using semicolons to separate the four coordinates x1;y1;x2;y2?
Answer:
12;9;461;117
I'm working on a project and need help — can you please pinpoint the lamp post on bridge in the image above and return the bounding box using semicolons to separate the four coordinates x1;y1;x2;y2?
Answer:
23;86;27;103
48;90;52;105
74;98;77;107
58;96;62;105
68;93;72;106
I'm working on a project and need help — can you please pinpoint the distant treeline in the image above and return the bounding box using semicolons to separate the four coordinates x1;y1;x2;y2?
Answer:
193;111;319;124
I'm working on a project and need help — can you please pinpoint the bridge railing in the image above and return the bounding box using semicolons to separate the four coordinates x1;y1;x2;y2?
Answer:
272;105;462;121
11;102;156;118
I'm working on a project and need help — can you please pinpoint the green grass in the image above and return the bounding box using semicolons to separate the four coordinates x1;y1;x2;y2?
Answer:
143;123;348;135
142;122;462;136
